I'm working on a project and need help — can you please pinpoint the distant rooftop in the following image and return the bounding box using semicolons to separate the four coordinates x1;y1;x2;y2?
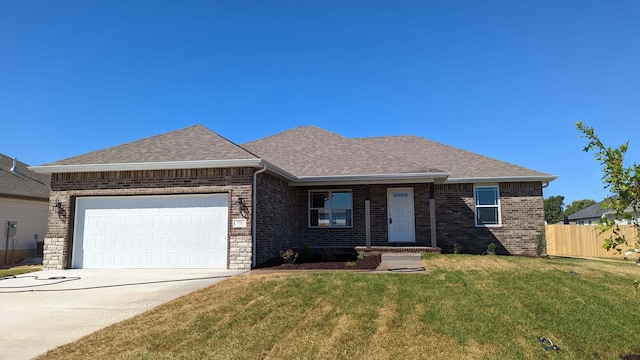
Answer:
0;154;50;200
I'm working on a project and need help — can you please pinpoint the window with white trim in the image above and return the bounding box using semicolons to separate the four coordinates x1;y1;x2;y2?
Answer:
474;186;501;226
309;190;353;228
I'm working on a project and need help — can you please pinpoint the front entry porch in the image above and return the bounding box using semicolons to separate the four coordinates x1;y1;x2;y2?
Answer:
355;246;442;254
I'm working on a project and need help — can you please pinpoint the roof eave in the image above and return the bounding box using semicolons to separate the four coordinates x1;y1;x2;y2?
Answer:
0;193;49;202
29;158;265;174
288;172;450;187
258;161;298;182
445;175;559;184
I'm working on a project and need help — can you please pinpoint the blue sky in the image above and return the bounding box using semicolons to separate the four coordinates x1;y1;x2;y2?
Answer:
2;1;639;206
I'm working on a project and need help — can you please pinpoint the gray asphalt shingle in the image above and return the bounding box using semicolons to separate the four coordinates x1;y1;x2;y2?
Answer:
44;124;258;166
37;124;554;182
567;202;607;221
353;135;550;180
243;126;552;179
0;154;50;200
242;126;444;177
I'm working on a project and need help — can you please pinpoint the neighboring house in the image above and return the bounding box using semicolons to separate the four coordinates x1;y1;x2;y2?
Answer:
1;154;50;265
568;199;639;225
31;125;556;270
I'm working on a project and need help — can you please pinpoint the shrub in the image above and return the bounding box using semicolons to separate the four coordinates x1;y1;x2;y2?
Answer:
535;231;546;257
485;242;496;255
357;253;365;260
345;261;356;267
452;243;462;254
280;249;299;264
298;243;313;260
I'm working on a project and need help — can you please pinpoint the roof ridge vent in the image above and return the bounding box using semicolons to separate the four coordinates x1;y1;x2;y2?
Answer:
10;157;19;174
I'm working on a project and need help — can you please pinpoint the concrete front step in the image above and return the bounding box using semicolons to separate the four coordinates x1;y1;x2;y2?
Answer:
376;252;425;273
381;253;422;262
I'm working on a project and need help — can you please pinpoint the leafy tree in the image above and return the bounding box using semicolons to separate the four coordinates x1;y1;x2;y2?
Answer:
577;121;640;252
544;195;564;224
564;199;596;217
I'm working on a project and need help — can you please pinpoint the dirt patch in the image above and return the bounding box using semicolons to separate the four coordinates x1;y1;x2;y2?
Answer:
263;254;381;270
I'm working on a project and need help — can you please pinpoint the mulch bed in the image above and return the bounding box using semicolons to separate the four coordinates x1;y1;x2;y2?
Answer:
264;254;381;270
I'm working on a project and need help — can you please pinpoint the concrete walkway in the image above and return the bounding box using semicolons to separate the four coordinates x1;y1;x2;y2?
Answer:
0;269;246;360
375;253;425;273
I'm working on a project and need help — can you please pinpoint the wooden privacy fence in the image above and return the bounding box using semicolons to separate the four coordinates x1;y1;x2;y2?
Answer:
546;224;640;259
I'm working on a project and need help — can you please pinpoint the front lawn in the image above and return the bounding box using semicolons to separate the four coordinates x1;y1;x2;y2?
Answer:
0;265;42;278
39;256;640;359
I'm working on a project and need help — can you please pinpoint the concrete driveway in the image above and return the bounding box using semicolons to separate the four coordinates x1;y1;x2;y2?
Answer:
0;268;246;360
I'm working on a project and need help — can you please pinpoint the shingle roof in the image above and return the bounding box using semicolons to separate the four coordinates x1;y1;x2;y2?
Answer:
243;126;553;180
0;154;50;200
36;124;555;183
44;124;257;166
353;135;550;180
567;202;607;221
242;126;444;177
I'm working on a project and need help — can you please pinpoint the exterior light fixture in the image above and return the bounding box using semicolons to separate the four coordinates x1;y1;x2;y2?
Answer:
52;200;63;214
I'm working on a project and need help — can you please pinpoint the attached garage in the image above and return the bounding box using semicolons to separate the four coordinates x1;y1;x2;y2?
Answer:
72;194;229;269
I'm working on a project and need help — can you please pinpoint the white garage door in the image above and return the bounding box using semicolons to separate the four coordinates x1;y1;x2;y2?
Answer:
72;194;228;269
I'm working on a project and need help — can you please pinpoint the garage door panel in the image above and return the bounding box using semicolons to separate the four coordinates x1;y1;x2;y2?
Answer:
73;194;228;269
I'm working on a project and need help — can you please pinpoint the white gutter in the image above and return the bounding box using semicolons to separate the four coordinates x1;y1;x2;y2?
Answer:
252;163;268;268
445;175;559;184
30;158;558;186
29;158;264;174
289;172;450;186
258;161;297;182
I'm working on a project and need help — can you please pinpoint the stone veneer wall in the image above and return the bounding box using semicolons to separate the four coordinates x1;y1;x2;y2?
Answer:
435;181;544;256
44;167;255;270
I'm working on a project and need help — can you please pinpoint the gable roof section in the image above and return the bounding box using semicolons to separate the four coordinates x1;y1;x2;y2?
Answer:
243;126;555;183
242;126;446;179
0;154;50;201
31;125;262;173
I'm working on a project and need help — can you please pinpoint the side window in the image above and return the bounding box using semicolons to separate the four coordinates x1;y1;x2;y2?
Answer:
474;186;501;226
309;190;353;228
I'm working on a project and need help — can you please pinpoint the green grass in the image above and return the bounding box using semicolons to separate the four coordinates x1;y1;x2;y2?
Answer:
0;265;41;278
39;256;640;360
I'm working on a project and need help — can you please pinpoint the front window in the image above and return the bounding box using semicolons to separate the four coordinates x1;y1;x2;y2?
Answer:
309;190;352;228
474;186;501;226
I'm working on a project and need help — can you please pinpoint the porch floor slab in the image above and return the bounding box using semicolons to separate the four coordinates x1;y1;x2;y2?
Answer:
356;246;441;254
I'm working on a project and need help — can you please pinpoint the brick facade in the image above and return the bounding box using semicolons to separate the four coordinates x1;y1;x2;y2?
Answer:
292;184;433;248
253;180;544;264
434;182;544;255
44;167;545;269
43;168;255;270
254;172;300;264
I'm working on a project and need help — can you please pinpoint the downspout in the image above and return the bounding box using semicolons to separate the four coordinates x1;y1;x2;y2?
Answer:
252;163;268;268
